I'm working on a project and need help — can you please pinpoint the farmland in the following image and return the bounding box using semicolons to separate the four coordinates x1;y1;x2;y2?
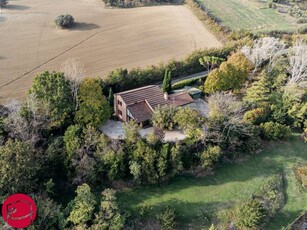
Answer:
0;0;221;102
198;0;299;32
118;135;307;229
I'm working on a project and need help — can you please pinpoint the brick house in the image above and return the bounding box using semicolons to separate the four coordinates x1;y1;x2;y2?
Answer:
114;85;194;125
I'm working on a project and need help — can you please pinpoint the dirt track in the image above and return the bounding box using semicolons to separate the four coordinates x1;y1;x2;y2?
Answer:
0;0;221;102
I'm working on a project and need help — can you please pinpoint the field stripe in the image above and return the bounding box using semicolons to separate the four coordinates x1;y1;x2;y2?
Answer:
0;29;111;90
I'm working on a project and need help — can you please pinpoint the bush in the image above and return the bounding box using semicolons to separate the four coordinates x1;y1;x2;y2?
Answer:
254;173;285;219
200;145;222;169
243;108;268;125
296;165;307;188
235;200;266;229
55;14;74;29
298;25;307;34
302;128;307;143
260;121;291;140
157;207;177;229
297;18;307;24
289;5;306;18
151;105;177;130
171;77;204;90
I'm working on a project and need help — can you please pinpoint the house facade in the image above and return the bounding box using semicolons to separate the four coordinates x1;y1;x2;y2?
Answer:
114;85;194;125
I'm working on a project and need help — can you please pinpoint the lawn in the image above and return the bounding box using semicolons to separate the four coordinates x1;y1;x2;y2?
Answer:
197;0;298;32
118;135;307;229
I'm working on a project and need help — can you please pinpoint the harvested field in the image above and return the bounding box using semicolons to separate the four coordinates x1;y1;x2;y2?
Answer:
0;0;221;103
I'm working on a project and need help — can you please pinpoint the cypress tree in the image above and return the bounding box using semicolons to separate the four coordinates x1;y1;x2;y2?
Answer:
162;69;169;93
162;69;172;93
108;87;114;107
167;70;172;93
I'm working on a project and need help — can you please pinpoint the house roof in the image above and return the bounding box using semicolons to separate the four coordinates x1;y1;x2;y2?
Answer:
168;92;194;107
115;85;169;109
116;85;194;123
127;101;153;123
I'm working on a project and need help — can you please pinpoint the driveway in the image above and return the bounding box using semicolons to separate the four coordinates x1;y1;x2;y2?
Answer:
101;120;187;142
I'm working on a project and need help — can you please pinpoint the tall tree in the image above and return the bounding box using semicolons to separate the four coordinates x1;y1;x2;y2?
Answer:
0;139;41;196
199;56;224;73
28;195;65;230
288;39;307;87
61;58;85;112
92;189;125;230
162;69;172;93
108;87;114;108
75;78;112;127
28;71;73;129
67;183;97;226
241;37;286;79
204;62;248;93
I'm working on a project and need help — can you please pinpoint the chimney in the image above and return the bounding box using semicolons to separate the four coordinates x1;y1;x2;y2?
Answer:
164;92;168;100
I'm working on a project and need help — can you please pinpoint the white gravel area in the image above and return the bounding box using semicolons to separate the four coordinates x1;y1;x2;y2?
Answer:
101;120;187;142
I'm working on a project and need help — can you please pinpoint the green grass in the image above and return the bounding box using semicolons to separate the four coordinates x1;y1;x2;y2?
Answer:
118;135;307;229
197;0;298;32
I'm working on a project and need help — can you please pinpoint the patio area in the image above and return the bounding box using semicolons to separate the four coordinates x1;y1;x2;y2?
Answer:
100;120;187;142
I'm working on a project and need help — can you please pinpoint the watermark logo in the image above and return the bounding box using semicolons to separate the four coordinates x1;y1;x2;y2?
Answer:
1;193;37;228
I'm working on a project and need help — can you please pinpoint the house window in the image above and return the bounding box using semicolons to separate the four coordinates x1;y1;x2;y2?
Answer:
118;110;122;116
118;100;122;106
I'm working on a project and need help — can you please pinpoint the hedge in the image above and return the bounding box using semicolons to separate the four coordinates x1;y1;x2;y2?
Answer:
104;44;236;93
171;77;205;90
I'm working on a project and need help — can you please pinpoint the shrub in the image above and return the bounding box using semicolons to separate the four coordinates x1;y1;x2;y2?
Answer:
260;121;291;140
254;173;285;219
235;200;266;229
55;14;74;29
200;145;222;169
302;128;307;143
171;77;204;90
289;5;306;18
243;108;268;125
298;25;307;34
296;165;307;188
151;105;177;130
297;18;307;24
157;207;177;229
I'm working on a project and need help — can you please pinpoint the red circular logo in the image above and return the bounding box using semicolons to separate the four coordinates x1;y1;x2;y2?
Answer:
2;194;37;228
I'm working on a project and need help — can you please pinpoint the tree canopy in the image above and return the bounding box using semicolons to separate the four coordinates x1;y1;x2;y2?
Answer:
0;139;41;196
75;78;112;127
162;69;172;93
67;183;97;225
28;71;73;129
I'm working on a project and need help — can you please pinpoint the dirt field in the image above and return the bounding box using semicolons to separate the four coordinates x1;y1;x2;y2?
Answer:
0;0;221;103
